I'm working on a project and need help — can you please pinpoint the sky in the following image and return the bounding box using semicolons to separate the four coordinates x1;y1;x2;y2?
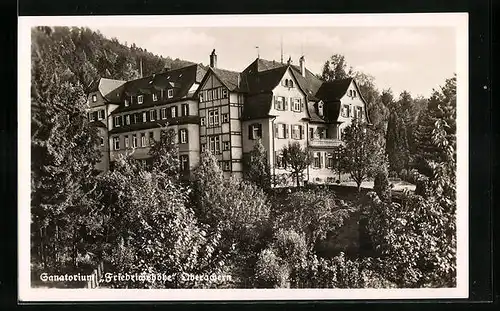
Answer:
95;25;456;98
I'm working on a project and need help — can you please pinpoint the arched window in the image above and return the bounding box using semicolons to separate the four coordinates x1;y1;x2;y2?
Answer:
289;80;294;88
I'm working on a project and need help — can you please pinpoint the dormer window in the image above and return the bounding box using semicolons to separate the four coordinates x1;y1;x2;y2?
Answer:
124;99;129;107
167;89;174;98
288;80;294;88
152;93;158;102
138;95;144;104
318;102;324;116
92;95;97;102
98;110;105;120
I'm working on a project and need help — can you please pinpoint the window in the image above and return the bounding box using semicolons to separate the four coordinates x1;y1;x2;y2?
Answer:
353;90;357;97
209;136;220;154
275;151;285;168
200;117;205;126
199;92;204;102
92;95;97;102
222;89;228;98
317;128;326;139
142;112;147;122
318;103;324;116
138;95;143;104
170;106;177;118
149;132;155;145
342;105;350;117
292;124;303;140
275;123;288;139
152;93;158;102
141;133;146;147
180;155;189;172
125;115;130;125
292;98;301;112
161;108;167;119
124;98;130;107
249;123;262;140
357;106;363;119
309;128;314;139
274;96;285;110
289;80;294;88
313;152;321;168
208;109;219;127
221;161;231;171
99;137;104;147
132;134;137;148
150;110;155;121
98;110;105;120
201;143;206;152
326;153;334;169
167;89;174;98
114;116;121;127
223;141;230;151
181;104;189;116
222;113;229;123
179;129;188;144
113;137;120;150
124;135;129;149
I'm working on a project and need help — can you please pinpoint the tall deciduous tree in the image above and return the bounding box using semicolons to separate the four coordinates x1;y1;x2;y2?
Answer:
281;142;312;187
320;54;354;81
339;121;385;191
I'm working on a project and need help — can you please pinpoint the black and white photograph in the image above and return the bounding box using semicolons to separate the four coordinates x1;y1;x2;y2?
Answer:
18;13;468;301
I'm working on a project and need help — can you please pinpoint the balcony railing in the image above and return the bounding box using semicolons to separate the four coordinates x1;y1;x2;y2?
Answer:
308;138;343;148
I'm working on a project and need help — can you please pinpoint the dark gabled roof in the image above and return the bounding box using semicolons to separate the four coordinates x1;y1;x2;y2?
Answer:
211;68;241;91
240;66;288;95
315;78;353;102
113;64;206;113
241;58;286;75
88;78;126;103
123;64;205;96
241;92;274;120
289;65;323;101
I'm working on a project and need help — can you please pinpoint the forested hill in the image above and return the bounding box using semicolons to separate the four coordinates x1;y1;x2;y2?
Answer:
32;26;196;93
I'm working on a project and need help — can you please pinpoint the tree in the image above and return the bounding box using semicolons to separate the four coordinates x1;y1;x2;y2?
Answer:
338;121;385;192
94;154;228;289
414;75;456;177
373;164;391;203
320;54;354;81
243;139;271;190
362;76;457;287
385;110;410;173
281;141;312;187
148;126;180;179
31;29;102;272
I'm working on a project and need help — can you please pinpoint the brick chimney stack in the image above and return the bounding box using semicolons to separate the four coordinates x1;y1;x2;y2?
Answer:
299;55;306;77
210;49;217;68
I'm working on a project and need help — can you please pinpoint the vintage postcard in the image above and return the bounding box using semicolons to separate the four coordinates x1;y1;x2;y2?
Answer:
18;13;468;301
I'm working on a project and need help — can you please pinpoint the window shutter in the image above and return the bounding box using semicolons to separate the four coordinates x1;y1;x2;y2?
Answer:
186;105;190;116
248;125;253;140
300;99;304;112
258;124;262;138
284;97;289;110
285;124;289;138
167;108;172;118
300;125;304;139
274;96;277;109
275;123;278;137
178;130;181;144
185;130;189;144
320;153;323;168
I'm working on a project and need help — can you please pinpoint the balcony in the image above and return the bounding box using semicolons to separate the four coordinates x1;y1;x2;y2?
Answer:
308;138;343;148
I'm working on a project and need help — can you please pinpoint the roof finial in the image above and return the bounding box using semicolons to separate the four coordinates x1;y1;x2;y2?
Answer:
287;55;292;65
255;46;260;59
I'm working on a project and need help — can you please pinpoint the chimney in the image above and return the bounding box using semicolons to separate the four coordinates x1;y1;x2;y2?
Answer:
299;55;306;77
210;49;217;68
